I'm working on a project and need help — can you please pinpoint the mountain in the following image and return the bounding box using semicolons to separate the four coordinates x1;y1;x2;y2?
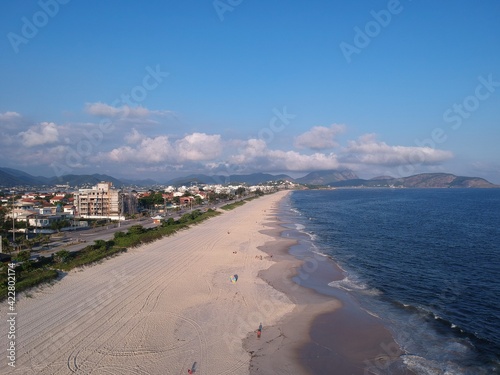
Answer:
227;173;294;185
164;173;294;186
120;178;160;187
165;174;219;186
0;167;48;186
0;169;22;187
0;168;124;188
395;173;497;188
0;167;497;189
370;175;394;180
295;169;359;185
330;173;499;188
48;174;124;187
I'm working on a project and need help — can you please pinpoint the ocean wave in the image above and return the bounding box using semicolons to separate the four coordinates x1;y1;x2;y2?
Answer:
401;354;483;375
328;276;381;296
294;223;305;231
311;249;328;257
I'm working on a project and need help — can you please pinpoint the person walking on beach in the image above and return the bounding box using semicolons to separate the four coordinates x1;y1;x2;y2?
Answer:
188;361;197;373
257;323;262;338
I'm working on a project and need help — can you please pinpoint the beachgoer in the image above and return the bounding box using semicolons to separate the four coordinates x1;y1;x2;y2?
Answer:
188;361;197;373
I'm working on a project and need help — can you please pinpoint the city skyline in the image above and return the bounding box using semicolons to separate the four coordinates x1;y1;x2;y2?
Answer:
1;1;499;183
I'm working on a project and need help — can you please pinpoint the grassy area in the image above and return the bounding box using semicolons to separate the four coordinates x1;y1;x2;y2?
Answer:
0;209;221;301
220;200;247;210
0;266;59;300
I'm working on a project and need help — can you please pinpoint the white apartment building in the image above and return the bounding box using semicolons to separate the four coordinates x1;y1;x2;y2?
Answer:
74;182;122;220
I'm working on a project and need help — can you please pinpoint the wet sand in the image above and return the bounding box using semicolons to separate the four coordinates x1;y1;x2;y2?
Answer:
246;194;415;375
1;190;414;374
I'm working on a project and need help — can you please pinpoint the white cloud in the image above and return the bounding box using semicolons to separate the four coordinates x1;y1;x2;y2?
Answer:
230;138;340;171
85;102;170;119
266;150;340;171
294;124;345;150
104;132;222;164
176;133;222;161
124;128;145;144
342;134;454;166
10;145;70;169
0;111;21;121
108;135;174;164
19;122;60;147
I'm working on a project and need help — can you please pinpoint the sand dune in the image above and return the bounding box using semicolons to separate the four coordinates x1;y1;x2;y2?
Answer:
1;191;295;375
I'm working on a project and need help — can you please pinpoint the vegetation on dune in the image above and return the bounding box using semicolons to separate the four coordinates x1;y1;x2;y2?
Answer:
220;193;264;210
220;200;246;210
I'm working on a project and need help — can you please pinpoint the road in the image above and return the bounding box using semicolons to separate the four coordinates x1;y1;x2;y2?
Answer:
29;197;251;258
33;217;158;257
33;204;224;257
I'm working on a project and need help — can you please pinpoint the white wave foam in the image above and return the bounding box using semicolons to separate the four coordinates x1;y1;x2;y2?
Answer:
328;276;381;296
311;249;328;257
294;223;305;231
402;355;467;375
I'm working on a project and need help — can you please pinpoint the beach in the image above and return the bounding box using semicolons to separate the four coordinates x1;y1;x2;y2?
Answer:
1;191;298;374
245;194;411;375
1;190;410;374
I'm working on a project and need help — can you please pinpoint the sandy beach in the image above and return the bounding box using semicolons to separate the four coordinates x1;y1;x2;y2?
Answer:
1;190;413;375
1;191;300;375
243;197;411;375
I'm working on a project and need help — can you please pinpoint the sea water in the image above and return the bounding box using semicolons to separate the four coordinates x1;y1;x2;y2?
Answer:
281;188;500;375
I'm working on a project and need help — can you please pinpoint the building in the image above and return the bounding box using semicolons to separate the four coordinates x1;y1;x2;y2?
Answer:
28;214;70;228
74;182;123;220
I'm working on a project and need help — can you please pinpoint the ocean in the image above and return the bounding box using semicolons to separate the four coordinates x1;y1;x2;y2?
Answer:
280;188;500;375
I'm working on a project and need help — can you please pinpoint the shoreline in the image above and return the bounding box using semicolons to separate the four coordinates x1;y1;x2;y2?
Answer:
243;214;341;374
0;190;414;374
248;191;415;374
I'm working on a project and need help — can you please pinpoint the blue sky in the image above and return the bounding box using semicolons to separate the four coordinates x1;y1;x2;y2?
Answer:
1;0;499;183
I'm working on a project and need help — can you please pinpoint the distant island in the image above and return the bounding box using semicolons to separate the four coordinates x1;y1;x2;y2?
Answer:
0;167;498;189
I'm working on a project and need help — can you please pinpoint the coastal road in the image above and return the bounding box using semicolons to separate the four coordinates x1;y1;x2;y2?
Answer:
33;217;159;257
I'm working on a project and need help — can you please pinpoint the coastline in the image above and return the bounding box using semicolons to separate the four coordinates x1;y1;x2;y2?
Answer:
248;190;415;375
0;190;415;374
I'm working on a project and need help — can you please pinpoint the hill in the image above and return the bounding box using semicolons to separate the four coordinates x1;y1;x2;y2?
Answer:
0;168;124;188
295;169;359;185
48;174;124;188
0;167;497;189
164;173;294;186
330;173;498;188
